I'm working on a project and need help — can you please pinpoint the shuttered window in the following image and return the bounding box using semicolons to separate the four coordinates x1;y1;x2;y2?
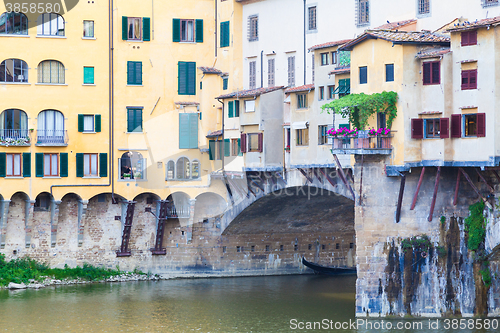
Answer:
99;153;108;177
178;61;196;95
220;21;230;47
22;152;30;177
247;133;263;152
450;114;462;138
249;61;256;89
357;0;370;26
228;101;234;118
268;58;275;87
223;77;228;90
76;153;107;177
461;69;477;90
386;64;394;82
127;61;142;85
78;114;100;133
411;118;424;139
179;113;198;149
440;118;449;139
464;114;486;137
248;15;258;41
60;153;68;177
288;56;295;87
172;19;202;42
143;18;150;41
121;17;150;41
127;108;143;133
83;67;94;84
2;154;19;176
224;139;230;157
461;30;477;46
0;153;6;177
359;66;367;84
234;100;240;117
423;61;440;85
240;133;247;153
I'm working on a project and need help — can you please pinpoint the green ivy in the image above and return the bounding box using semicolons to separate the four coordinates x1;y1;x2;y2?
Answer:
321;91;398;130
480;267;492;288
464;201;486;252
401;234;432;253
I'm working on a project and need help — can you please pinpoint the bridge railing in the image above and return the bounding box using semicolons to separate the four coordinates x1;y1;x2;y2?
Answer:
331;135;392;154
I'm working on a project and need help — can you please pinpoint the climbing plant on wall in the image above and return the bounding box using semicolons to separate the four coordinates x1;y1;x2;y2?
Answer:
321;91;398;130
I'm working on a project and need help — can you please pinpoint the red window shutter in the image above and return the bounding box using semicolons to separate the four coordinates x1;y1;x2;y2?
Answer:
461;31;468;46
240;133;247;153
440;118;449;138
476;113;485;137
431;62;440;84
257;133;263;152
450;114;462;138
470;69;477;89
461;70;469;90
411;118;423;139
469;30;477;45
423;62;431;84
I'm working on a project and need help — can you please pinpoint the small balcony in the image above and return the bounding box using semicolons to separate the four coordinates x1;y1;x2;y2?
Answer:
167;206;190;219
0;129;31;146
36;130;68;146
331;134;392;155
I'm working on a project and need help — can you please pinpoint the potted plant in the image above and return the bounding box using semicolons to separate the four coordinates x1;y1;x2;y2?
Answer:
134;172;142;179
284;145;290;152
123;173;131;179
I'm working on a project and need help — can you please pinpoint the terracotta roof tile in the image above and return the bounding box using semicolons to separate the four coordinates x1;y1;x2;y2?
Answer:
416;47;451;59
308;39;353;51
284;84;315;94
375;19;417;30
446;16;500;32
418;111;442;115
217;86;284;99
206;130;223;138
198;67;222;74
328;66;351;75
341;30;450;50
175;101;200;106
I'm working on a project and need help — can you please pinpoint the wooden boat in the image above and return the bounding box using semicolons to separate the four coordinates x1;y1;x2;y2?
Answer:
302;257;357;275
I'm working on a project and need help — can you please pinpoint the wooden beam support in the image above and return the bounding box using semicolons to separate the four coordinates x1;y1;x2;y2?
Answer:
298;168;314;184
359;155;364;206
475;168;494;192
276;172;287;185
428;166;441;222
395;172;406;223
492;170;500;184
453;169;460;206
313;168;323;183
410;167;425;210
250;179;265;192
332;154;356;201
319;168;337;189
459;168;492;209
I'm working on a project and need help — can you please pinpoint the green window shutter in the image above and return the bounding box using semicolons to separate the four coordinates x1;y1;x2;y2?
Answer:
127;109;134;132
143;17;150;41
99;153;108;177
235;101;240;117
209;140;215;160
195;19;203;43
35;153;44;177
127;61;135;85
199;112;202;120
22;153;31;177
187;62;196;95
223;77;228;90
178;61;187;95
135;62;142;85
78;114;84;132
0;153;5;177
224;139;230;157
179;113;190;149
60;153;68;177
220;21;230;47
94;114;101;132
188;113;198;149
237;138;242;156
83;67;94;84
228;101;234;118
172;18;181;42
76;153;84;177
122;16;128;40
135;109;143;132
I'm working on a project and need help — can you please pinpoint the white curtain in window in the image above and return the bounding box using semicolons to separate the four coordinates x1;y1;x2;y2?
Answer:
166;160;175;180
6;154;13;175
0;112;4;130
134;19;140;39
91;154;98;175
84;154;90;175
83;115;94;132
83;21;94;37
51;154;58;175
44;154;50;175
45;110;55;133
37;111;45;132
187;21;193;41
54;111;64;132
51;61;59;83
20;111;27;131
14;154;21;175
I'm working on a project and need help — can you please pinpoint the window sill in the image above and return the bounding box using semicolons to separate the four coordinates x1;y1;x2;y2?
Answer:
166;178;201;182
127;84;143;87
5;176;24;179
83;83;96;86
125;132;145;134
0;34;29;38
463;136;479;138
43;176;61;179
0;82;30;85
35;143;68;147
296;145;309;147
307;29;318;34
82;37;96;40
118;179;147;182
82;131;96;134
35;83;68;86
36;35;67;39
126;39;144;43
83;176;101;179
179;41;197;44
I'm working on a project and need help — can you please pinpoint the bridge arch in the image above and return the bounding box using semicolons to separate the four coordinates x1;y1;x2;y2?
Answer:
194;192;227;223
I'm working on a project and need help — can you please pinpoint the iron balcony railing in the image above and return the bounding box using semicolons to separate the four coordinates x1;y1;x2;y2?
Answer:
0;129;31;145
167;206;190;218
36;130;68;145
332;135;392;152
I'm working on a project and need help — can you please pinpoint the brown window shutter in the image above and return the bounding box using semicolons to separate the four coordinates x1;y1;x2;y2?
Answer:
450;114;462;138
469;30;477;45
257;133;263;152
470;69;477;89
423;62;431;84
431;61;440;84
461;70;468;90
461;31;468;46
411;118;423;139
440;117;449;138
240;133;247;153
477;113;486;137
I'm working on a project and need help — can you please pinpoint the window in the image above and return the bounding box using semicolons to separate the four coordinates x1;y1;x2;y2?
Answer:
209;140;224;160
191;160;200;179
83;67;94;84
308;6;317;30
172;19;202;43
76;153;107;177
127;108;143;133
228;100;240;118
268;58;275;87
166;160;175;180
483;0;499;7
297;94;307;109
84;154;98;176
248;15;258;41
83;115;94;132
318;125;329;145
176;157;190;180
319;87;324;100
0;59;28;82
119;151;145;180
320;53;329;66
265;245;270;252
288;56;295;87
179;113;198;149
359;66;367;84
328;85;335;99
312;54;315;84
463;114;486;137
247;133;262;152
38;60;65;84
34;193;50;211
357;0;370;26
181;19;194;42
127;61;142;85
222;77;228;90
83;20;94;38
425;119;440;138
461;30;477;46
423;61;440;85
37;13;65;36
461;69;477;90
0;109;28;140
178;61;196;95
386;64;394;82
418;0;430;14
297;128;309;146
245;100;255;112
37;110;65;144
127;17;141;40
331;51;337;65
249;61;256;89
6;153;21;176
220;21;230;47
0;12;28;35
231;138;241;156
237;246;241;253
44;154;58;177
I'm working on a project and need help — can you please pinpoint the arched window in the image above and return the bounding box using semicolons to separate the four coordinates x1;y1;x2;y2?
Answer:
38;60;64;84
191;160;200;179
0;12;28;35
37;13;65;36
176;157;190;180
166;160;175;180
119;151;145;180
37;110;64;144
0;109;28;140
0;59;28;82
